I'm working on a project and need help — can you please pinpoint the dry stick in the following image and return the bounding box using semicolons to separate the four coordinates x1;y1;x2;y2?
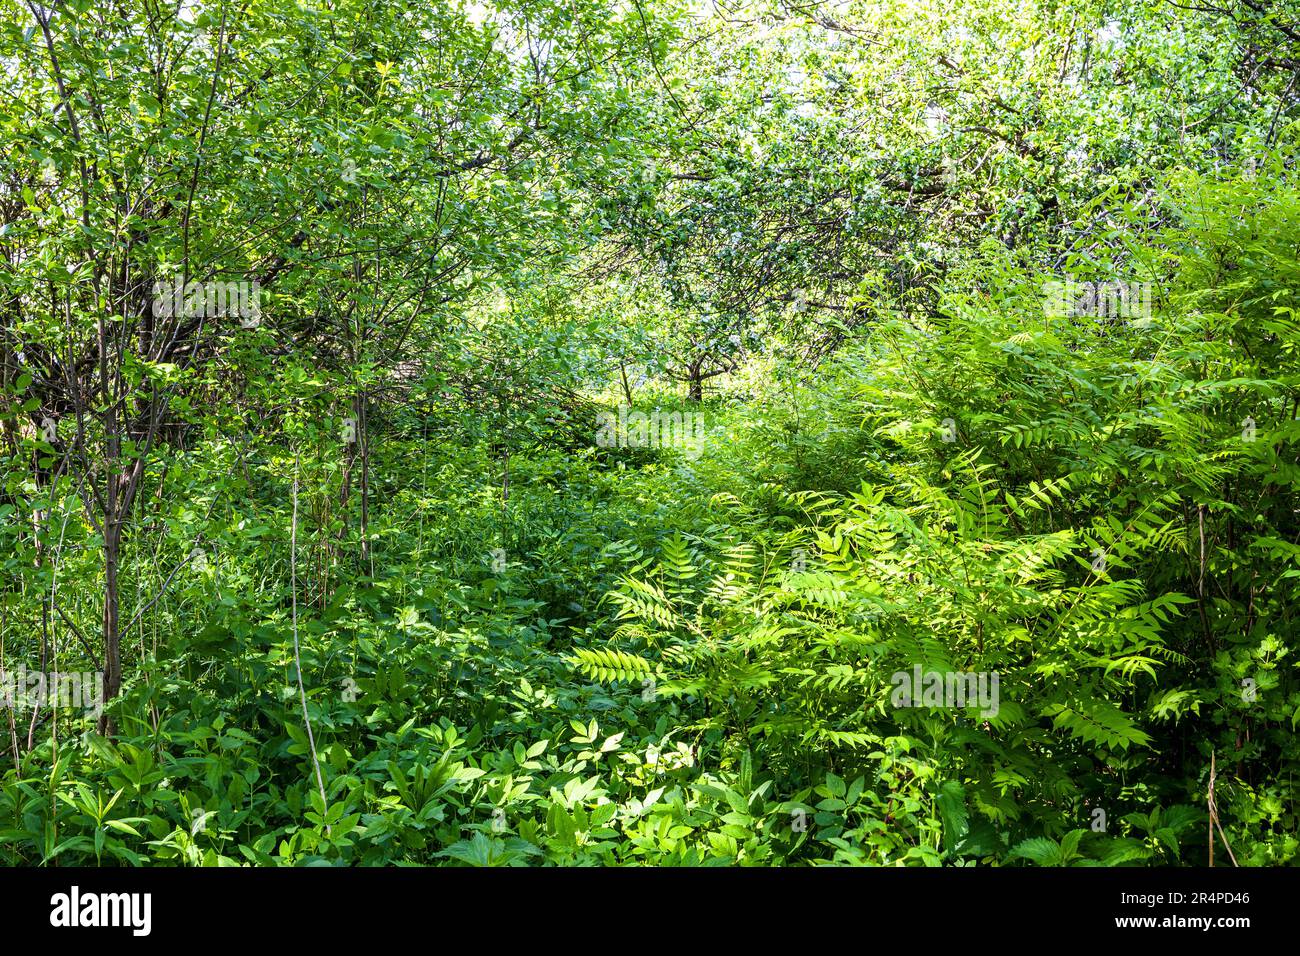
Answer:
1208;751;1215;867
46;504;74;747
28;501;73;751
291;457;330;836
1212;807;1240;867
2;609;20;770
361;395;373;580
1207;752;1240;867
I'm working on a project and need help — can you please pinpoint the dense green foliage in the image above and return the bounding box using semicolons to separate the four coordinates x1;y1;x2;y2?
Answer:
1;0;1297;866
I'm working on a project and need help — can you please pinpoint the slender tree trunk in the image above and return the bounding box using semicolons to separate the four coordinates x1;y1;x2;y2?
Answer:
99;521;120;736
688;372;703;404
619;363;633;406
358;391;371;575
